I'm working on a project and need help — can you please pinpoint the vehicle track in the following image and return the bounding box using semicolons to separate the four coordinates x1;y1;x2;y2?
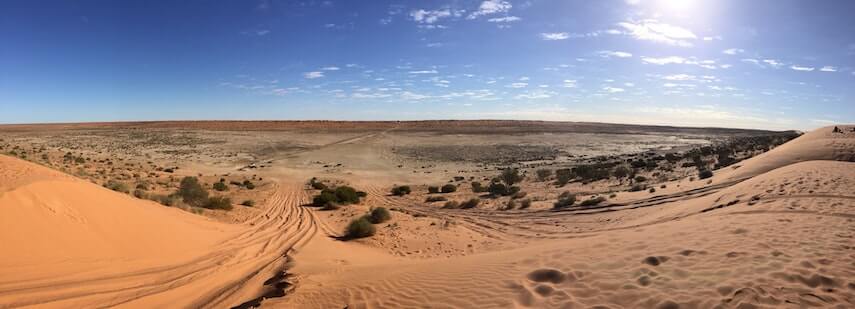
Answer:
0;181;323;309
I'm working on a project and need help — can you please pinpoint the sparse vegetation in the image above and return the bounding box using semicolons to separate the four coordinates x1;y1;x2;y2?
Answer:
178;176;209;207
553;192;576;209
579;196;606;207
345;217;375;239
440;184;457;193
240;200;255;207
213;181;228;191
312;186;362;206
499;168;523;186
698;170;713;179
471;182;485;193
519;199;532;209
391;185;411;196
204;196;233;210
535;169;552;181
459;198;480;209
368;207;391;224
308;177;327;190
426;196;447;202
104;180;129;194
428;186;440;194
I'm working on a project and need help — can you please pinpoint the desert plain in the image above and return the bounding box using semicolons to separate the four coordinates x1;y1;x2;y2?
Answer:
0;120;853;309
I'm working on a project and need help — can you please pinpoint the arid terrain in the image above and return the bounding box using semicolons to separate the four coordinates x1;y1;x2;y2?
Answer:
0;120;852;309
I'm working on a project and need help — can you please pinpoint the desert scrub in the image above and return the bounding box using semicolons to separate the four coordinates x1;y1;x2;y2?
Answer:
698;169;713;179
428;186;440;194
579;196;606;207
178;176;209;207
459;198;480;209
470;182;485;193
213;181;228;191
442;201;460;209
104;180;129;194
391;185;411;196
205;196;233;210
312;186;363;206
425;196;447;202
240;200;255;207
440;184;457;193
308;177;327;190
368;207;391;224
345;217;375;239
553;192;576;209
536;169;552;181
519;198;532;209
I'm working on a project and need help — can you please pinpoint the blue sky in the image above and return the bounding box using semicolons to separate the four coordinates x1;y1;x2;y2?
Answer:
1;0;854;130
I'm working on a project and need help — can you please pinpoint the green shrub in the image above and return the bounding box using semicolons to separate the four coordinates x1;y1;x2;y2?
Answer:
308;178;327;190
500;168;523;186
213;181;228;191
488;182;507;196
426;196;447;202
391;185;411;196
440;184;457;193
345;217;375;239
104;180;129;194
536;169;552;181
428;186;440;194
460;198;480;209
555;169;573;186
334;186;361;204
553;192;576;209
579;196;606;207
698;170;713;179
178;177;209;207
241;200;255;207
205;196;233;210
368;207;391;224
313;189;338;206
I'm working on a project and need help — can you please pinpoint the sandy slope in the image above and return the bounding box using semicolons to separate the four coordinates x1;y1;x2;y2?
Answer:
0;156;321;308
1;125;853;309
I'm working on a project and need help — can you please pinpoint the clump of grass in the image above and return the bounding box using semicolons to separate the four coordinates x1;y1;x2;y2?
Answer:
459;198;480;209
428;186;440;194
345;217;376;239
579;196;606;207
553;192;576;209
368;207;391;224
440;184;457;193
104;180;129;194
391;185;411;196
425;196;447;202
213;181;228;191
240;200;255;207
519;198;532;209
204;196;233;210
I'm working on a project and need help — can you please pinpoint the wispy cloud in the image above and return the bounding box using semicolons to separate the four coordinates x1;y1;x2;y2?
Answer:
599;50;633;58
508;82;528;88
304;71;324;79
563;80;577;88
790;65;815;72
641;56;687;65
468;0;512;19
487;16;520;23
603;86;625;93
321;66;340;71
722;48;744;55
540;32;570;40
819;66;837;72
410;9;452;24
617;19;696;47
408;69;439;74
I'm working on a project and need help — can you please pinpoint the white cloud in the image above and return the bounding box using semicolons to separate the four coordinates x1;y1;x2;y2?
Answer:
603;86;625;93
722;48;744;55
321;66;340;71
819;66;837;72
763;59;784;68
617;19;696;47
410;9;452;24
468;0;512;19
790;65;815;72
599;50;633;58
408;69;438;74
515;90;555;99
662;74;695;81
641;56;686;65
400;91;431;101
508;82;528;88
487;16;521;23
540;32;570;40
426;42;443;48
304;71;324;79
519;76;530;81
563;80;577;88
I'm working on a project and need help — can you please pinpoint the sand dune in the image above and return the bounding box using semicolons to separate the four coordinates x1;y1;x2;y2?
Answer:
1;125;853;308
